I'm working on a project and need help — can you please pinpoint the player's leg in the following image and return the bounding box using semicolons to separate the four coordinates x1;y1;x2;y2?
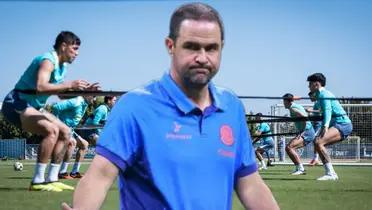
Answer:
285;135;306;175
37;111;74;190
71;134;89;178
89;133;99;146
59;138;76;179
20;108;63;192
316;123;352;180
256;147;267;170
309;142;320;166
309;125;321;166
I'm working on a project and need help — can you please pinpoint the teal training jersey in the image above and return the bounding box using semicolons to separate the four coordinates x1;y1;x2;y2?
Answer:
84;104;110;134
15;51;67;109
256;123;274;145
316;87;351;127
290;103;312;132
52;96;88;128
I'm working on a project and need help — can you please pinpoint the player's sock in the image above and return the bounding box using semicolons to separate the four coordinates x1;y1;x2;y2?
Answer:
46;163;61;182
71;162;81;174
325;163;336;175
260;160;266;168
313;153;319;161
299;163;305;171
32;162;47;184
59;162;69;174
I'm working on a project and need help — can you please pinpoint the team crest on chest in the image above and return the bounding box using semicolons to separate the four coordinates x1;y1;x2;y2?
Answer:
220;125;234;146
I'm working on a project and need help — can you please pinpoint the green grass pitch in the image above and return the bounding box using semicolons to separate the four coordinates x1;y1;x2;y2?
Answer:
1;162;372;210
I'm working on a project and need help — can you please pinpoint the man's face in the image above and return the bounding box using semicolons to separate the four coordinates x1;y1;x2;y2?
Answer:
108;97;117;108
308;81;320;93
166;19;223;89
62;43;80;64
85;96;95;104
283;100;291;109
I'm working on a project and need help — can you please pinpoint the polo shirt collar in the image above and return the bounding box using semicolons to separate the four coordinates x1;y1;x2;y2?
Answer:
159;72;225;114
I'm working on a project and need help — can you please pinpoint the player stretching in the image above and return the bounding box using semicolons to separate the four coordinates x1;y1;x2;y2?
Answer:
253;113;274;170
307;73;353;180
52;96;94;179
283;93;315;175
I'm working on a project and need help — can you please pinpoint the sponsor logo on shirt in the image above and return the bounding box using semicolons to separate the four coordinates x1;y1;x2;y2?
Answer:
217;149;235;158
220;124;234;146
166;121;192;140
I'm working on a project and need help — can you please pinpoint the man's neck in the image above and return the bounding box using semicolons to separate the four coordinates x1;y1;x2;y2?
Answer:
184;85;212;111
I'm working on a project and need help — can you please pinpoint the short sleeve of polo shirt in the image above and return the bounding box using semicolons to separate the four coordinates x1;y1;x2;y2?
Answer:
95;97;141;171
235;102;258;178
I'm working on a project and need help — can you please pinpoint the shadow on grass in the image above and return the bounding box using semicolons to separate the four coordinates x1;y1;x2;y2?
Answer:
7;176;32;180
263;177;311;181
0;187;27;191
261;172;291;175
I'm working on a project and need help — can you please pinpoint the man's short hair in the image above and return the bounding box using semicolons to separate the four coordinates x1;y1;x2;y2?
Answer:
282;93;294;102
168;2;224;42
307;73;326;86
53;31;81;50
256;113;263;117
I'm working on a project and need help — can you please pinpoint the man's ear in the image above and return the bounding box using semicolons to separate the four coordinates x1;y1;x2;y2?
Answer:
60;42;67;52
165;37;175;56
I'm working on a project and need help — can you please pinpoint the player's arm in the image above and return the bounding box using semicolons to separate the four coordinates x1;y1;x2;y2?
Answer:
52;99;77;115
62;154;118;210
319;98;332;137
92;108;105;125
36;59;90;93
236;172;279;210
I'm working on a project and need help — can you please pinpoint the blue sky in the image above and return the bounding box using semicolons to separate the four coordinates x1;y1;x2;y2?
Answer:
0;0;371;114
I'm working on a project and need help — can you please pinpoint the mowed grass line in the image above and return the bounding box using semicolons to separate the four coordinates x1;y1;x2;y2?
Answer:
258;165;372;210
1;162;372;210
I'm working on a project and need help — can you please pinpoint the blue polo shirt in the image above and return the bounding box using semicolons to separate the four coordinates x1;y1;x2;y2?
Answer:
96;73;257;210
52;96;88;128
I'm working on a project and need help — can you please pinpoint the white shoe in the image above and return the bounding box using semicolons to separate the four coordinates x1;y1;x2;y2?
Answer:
291;170;306;175
259;166;268;170
317;174;338;181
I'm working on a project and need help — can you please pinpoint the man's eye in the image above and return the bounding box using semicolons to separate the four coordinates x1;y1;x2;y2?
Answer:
183;43;200;51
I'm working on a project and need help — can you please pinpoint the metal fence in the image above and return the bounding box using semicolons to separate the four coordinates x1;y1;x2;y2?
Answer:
270;103;372;162
25;144;96;160
0;139;26;159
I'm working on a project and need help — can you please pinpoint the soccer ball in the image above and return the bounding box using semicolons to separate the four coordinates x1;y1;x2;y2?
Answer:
14;161;23;171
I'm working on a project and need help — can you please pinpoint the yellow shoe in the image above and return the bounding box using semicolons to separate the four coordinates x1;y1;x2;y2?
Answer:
29;183;63;192
49;182;74;191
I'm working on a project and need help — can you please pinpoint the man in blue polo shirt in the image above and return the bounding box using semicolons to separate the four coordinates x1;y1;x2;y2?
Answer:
283;93;315;175
63;3;279;210
307;73;353;181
